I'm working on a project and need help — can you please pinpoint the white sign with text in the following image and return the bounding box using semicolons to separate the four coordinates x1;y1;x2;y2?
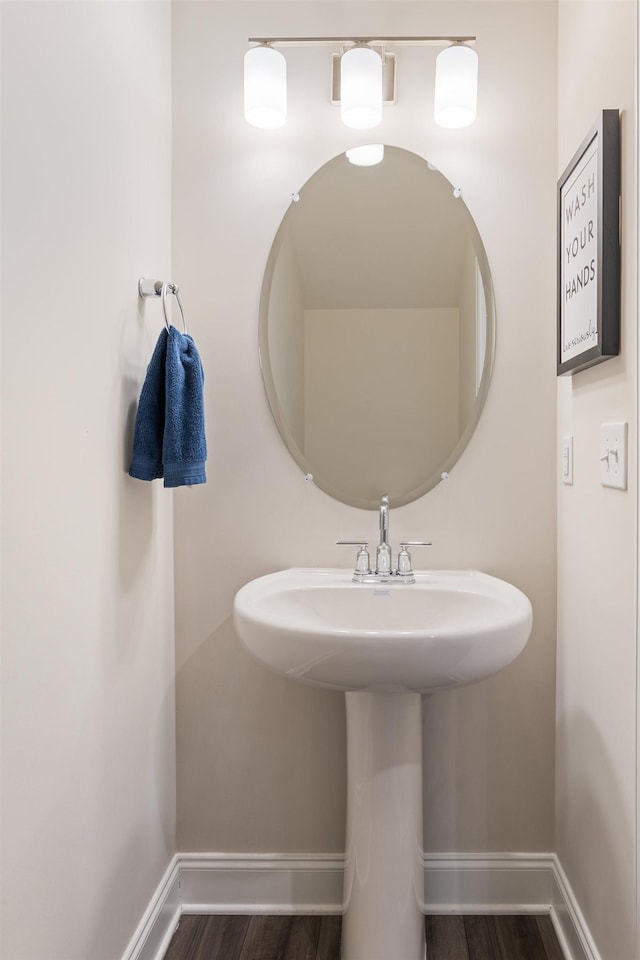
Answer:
560;137;598;364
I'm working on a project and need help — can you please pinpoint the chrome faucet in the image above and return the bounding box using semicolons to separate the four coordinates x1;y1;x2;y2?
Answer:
337;495;432;584
376;495;392;575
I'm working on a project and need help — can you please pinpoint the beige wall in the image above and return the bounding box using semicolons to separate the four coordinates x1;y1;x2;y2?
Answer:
0;4;176;959
173;0;557;855
556;3;637;959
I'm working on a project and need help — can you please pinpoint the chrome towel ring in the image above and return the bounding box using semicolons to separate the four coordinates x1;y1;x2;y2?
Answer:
138;277;188;334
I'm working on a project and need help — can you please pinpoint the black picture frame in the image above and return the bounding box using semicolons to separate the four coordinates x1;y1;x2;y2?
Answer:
557;109;620;376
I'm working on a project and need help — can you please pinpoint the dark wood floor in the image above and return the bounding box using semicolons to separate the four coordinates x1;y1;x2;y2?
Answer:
164;913;565;960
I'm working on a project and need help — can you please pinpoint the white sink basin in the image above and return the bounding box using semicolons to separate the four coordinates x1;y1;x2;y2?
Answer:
233;567;532;694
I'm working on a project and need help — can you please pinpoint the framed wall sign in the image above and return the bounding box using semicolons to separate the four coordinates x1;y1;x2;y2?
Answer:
557;109;620;376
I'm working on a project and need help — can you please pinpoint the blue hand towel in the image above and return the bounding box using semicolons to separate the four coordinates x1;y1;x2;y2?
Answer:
128;329;168;481
129;326;207;487
162;326;207;488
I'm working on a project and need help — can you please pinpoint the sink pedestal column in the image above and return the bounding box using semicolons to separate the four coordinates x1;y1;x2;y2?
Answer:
342;691;425;960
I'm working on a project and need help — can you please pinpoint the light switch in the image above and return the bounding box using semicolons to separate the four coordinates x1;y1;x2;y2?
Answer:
561;436;573;484
600;422;627;490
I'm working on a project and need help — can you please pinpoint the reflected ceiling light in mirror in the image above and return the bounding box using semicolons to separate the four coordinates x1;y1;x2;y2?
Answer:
346;144;385;166
340;45;383;129
244;45;287;129
434;44;478;128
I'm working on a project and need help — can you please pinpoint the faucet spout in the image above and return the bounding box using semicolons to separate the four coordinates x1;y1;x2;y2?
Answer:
376;496;391;576
379;495;389;544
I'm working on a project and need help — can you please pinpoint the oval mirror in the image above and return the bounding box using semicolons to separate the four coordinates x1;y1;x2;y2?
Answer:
259;146;495;510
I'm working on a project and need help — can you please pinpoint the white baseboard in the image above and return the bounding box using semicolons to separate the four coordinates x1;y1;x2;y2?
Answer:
178;853;344;915
120;857;181;960
123;851;598;960
551;856;602;960
423;852;556;913
423;853;597;960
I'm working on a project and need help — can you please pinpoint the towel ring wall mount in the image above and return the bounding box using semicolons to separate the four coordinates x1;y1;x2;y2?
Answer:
138;277;188;334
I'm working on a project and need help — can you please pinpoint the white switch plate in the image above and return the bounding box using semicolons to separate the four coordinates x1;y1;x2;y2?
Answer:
561;436;573;484
600;422;627;489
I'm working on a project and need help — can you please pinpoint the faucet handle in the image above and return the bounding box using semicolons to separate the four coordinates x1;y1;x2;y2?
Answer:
397;541;432;580
337;541;372;578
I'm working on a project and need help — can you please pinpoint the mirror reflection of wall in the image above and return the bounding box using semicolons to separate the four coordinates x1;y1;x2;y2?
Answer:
261;146;495;509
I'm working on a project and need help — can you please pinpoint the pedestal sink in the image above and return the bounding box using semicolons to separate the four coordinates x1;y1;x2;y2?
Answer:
233;568;532;960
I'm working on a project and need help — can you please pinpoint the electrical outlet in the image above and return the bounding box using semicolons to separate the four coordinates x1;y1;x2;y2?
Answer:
600;422;627;490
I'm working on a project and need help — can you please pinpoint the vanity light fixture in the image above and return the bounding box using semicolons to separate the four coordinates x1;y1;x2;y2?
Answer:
244;44;287;129
434;43;478;128
345;144;385;166
340;45;383;129
244;36;477;131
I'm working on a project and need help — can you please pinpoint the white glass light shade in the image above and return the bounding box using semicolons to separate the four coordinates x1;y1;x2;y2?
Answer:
346;144;384;166
244;46;287;129
340;46;383;130
434;44;478;129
